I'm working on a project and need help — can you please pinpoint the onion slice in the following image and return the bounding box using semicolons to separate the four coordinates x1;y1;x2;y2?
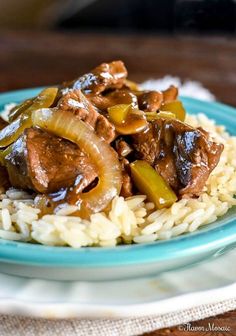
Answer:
32;108;122;218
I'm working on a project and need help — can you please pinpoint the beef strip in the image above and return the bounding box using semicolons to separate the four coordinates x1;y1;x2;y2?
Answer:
114;139;133;197
58;89;116;143
138;91;163;112
115;138;133;157
132;118;223;197
177;127;224;196
120;158;133;198
132;122;161;165
71;61;127;94
87;89;138;113
5;127;97;194
162;85;178;103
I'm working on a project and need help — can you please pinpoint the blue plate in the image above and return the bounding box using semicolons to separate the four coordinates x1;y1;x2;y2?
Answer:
0;88;235;281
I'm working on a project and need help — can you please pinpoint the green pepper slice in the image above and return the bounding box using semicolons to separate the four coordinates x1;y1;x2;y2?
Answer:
0;87;58;148
0;143;14;166
130;160;177;209
0;113;32;148
108;104;131;125
108;104;148;135
161;100;186;122
145;111;176;121
8;98;34;123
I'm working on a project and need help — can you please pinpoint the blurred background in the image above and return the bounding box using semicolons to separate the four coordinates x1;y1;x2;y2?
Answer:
0;0;236;33
0;0;236;104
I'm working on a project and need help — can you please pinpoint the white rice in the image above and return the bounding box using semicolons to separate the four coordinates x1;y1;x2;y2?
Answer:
0;108;236;247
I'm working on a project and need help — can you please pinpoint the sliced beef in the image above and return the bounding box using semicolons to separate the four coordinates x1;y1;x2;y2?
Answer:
115;138;133;157
58;89;116;143
138;91;163;112
132;118;223;197
162;85;178;103
59;89;97;124
94;115;116;143
132;122;161;165
88;89;138;113
154;150;180;191
120;158;133;198
177;127;224;196
5;128;97;194
115;140;133;197
71;61;127;94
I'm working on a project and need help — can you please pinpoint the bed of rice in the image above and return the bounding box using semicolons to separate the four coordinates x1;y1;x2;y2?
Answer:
0;107;236;248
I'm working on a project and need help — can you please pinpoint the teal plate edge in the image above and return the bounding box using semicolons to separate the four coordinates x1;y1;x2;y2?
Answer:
0;88;235;267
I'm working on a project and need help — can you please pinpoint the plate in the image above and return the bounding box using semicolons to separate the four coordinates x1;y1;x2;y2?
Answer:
0;248;235;318
0;88;236;281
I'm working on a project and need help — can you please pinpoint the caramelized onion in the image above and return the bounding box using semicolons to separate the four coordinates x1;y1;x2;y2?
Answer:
32;108;122;218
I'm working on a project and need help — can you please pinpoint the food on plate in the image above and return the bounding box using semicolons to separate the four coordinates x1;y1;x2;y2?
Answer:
0;60;235;248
